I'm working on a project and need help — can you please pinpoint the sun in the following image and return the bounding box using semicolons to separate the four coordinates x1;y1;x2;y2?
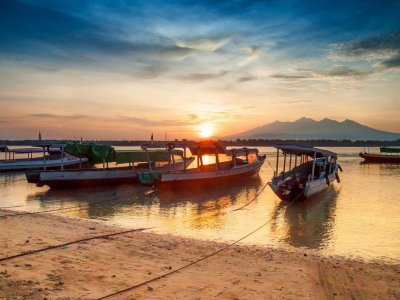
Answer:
199;124;214;138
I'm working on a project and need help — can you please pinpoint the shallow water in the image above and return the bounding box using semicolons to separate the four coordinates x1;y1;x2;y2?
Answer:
1;147;399;263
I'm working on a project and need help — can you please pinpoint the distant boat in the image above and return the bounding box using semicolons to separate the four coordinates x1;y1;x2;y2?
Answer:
27;142;194;188
359;147;400;163
143;140;266;186
268;144;341;201
0;144;86;172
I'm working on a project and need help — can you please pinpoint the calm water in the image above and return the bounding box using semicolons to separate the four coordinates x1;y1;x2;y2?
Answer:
1;147;399;263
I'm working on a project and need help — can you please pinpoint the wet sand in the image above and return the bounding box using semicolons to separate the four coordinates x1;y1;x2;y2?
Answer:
0;209;399;299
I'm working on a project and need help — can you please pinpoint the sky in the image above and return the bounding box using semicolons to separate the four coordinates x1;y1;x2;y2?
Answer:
1;0;400;140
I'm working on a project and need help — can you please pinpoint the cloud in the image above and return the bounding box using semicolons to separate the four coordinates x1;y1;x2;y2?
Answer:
317;65;374;77
118;116;199;127
272;65;375;80
177;71;229;81
378;55;400;69
176;36;231;52
330;31;400;61
270;74;311;80
237;75;258;82
278;99;314;104
28;113;89;119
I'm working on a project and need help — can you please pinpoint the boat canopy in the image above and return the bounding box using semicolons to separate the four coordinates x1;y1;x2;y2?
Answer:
65;142;184;165
274;144;337;158
65;143;115;164
380;147;400;154
115;150;183;164
226;148;259;156
5;147;46;154
189;140;226;155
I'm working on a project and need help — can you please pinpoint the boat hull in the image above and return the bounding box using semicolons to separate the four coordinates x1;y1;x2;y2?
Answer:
269;172;337;202
33;158;194;188
158;159;264;187
359;152;400;163
38;169;139;188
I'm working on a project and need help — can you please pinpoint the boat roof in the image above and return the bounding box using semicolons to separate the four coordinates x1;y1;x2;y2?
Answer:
190;140;226;155
31;142;67;148
226;148;259;156
380;147;400;154
65;142;183;164
274;144;337;158
142;140;227;155
5;147;45;154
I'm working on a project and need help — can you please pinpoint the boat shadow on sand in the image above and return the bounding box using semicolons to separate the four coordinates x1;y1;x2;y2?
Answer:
269;186;340;250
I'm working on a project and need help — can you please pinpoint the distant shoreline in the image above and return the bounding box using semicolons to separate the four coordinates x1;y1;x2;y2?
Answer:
1;139;400;147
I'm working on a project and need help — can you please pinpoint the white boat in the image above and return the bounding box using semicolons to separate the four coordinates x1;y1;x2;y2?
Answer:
142;141;266;186
0;144;86;172
28;142;194;188
268;144;341;201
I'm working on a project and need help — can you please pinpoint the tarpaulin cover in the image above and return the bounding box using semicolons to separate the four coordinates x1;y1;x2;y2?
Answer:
65;143;115;164
380;147;400;154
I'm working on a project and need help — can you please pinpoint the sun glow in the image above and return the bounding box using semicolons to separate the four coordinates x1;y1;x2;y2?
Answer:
199;124;214;138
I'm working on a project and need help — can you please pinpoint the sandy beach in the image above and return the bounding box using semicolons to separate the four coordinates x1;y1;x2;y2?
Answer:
0;209;399;300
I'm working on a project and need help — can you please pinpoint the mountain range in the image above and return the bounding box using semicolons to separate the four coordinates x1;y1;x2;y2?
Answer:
227;118;400;141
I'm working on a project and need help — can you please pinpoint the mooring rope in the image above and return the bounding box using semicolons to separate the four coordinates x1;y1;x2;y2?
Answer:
232;180;270;211
265;155;276;175
0;227;153;263
96;192;304;300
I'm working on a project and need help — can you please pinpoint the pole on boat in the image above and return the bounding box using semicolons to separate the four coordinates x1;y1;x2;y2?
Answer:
275;148;279;178
289;154;292;173
183;147;187;171
171;150;176;171
61;145;64;171
43;147;46;171
232;150;236;167
294;155;297;168
215;148;220;170
102;158;105;170
311;151;316;180
282;154;286;180
145;148;152;172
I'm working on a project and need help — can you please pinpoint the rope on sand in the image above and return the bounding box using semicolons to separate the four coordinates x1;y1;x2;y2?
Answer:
0;205;22;209
0;227;153;263
96;192;304;300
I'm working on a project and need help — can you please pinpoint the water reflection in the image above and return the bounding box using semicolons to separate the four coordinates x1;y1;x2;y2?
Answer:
154;176;263;229
1;147;399;262
25;175;263;226
27;184;157;218
270;186;339;249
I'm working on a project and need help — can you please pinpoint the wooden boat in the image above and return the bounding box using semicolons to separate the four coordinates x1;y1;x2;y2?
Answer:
28;142;194;188
269;145;341;201
0;144;86;172
142;141;266;186
359;147;400;163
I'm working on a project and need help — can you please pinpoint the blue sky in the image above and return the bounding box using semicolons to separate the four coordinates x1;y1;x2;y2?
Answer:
1;0;399;139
